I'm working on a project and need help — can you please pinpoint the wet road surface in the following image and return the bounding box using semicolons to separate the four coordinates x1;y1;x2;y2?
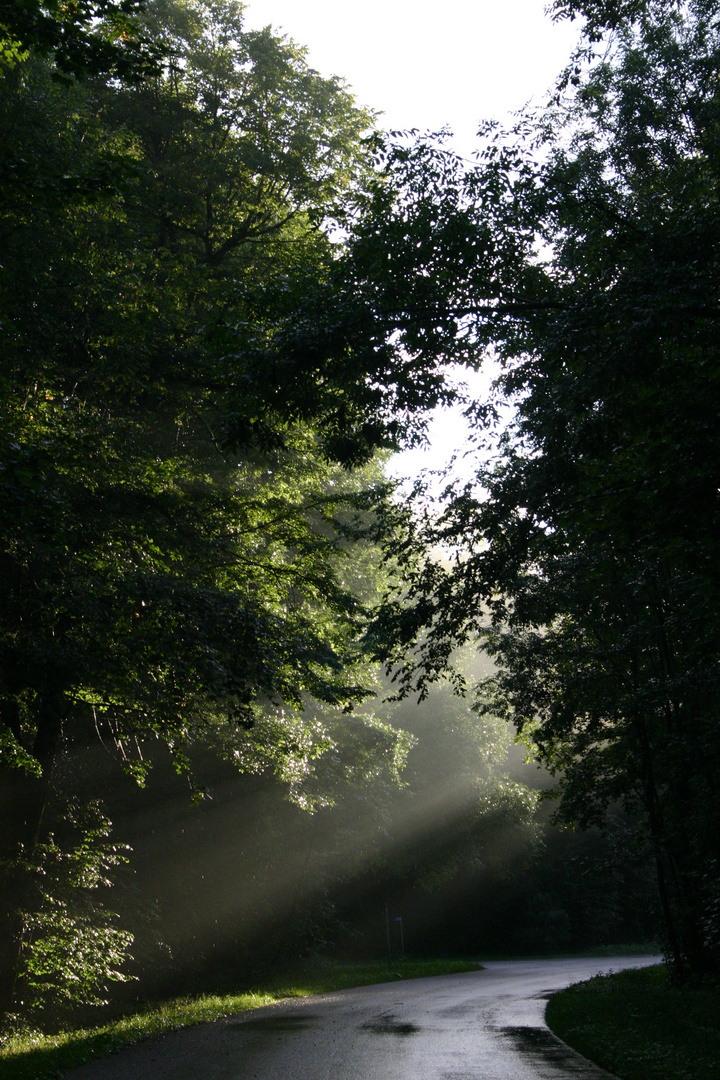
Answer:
68;955;659;1080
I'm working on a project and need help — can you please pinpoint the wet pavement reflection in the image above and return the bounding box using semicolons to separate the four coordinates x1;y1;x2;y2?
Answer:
67;956;660;1080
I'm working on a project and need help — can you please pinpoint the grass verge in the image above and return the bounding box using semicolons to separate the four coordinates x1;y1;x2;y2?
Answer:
0;958;480;1080
546;963;720;1080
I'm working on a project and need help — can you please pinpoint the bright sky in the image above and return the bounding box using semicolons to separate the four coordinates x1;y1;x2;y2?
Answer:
243;0;582;480
243;0;580;150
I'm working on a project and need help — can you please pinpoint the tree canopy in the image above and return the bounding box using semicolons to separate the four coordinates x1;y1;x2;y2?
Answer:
3;0;717;1028
0;0;509;1022
373;0;720;977
0;0;161;77
0;0;469;1019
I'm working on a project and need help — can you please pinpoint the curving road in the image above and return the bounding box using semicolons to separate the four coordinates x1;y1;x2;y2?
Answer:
68;956;659;1080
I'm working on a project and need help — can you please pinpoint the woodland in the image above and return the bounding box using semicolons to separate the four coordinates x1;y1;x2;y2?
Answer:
0;0;718;1036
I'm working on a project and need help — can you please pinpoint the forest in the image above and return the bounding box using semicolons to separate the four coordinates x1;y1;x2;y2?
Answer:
1;0;718;1038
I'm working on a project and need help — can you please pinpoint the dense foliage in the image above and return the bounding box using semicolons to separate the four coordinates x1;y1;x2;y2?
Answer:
12;801;135;1023
373;0;720;977
0;0;502;1027
3;0;714;1035
0;0;160;78
0;0;457;1024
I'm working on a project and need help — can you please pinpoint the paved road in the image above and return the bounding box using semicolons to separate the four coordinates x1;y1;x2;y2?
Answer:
68;956;659;1080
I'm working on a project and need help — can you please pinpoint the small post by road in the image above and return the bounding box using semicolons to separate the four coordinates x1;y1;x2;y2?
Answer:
395;915;404;958
385;902;392;965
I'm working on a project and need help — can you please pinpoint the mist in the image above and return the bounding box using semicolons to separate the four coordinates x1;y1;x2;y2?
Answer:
48;646;658;1012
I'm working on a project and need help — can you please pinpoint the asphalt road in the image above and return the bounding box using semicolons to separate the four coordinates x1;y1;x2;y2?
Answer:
68;955;659;1080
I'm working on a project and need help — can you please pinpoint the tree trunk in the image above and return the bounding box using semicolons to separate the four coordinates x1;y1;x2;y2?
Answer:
631;710;686;977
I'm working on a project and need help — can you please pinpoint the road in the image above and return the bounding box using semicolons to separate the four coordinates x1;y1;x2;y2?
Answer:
68;955;659;1080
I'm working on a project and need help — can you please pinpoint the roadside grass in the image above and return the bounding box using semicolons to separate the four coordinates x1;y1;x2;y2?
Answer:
474;942;660;963
0;957;480;1080
546;963;720;1080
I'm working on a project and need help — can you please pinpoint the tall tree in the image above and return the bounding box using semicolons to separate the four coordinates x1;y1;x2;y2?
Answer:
0;0;394;1020
1;0;500;1020
373;0;720;977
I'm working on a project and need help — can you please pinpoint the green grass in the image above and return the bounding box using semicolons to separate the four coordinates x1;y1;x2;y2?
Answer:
474;942;660;962
0;958;481;1080
546;964;720;1080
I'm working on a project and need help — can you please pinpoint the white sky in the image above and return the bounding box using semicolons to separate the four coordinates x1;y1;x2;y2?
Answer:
243;0;582;480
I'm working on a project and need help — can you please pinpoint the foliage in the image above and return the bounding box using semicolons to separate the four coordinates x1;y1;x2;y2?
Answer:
0;0;454;1025
0;0;161;79
546;964;720;1080
9;801;134;1025
372;0;720;976
0;0;504;1024
0;0;386;801
549;0;682;41
3;0;700;1029
0;0;482;797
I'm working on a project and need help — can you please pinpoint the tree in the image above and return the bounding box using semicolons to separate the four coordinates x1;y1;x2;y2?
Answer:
11;800;135;1026
0;0;388;1021
0;0;160;79
549;0;677;39
1;0;502;1021
372;0;720;977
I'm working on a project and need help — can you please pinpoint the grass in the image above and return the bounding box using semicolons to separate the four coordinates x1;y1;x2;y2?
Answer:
473;942;660;963
0;957;481;1080
546;963;720;1080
